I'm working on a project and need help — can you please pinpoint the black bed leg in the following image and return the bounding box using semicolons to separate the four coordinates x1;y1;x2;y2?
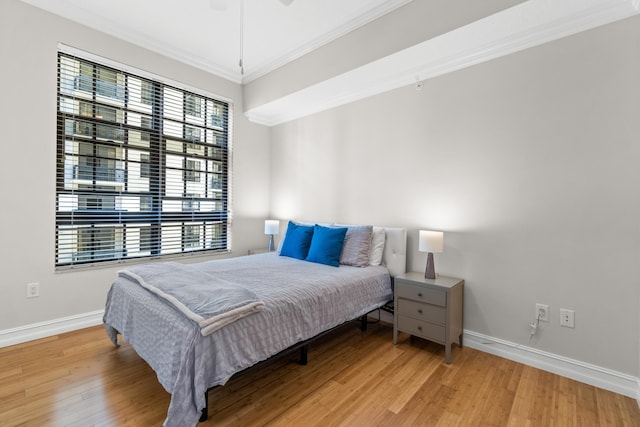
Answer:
199;389;209;422
299;344;308;365
360;315;367;331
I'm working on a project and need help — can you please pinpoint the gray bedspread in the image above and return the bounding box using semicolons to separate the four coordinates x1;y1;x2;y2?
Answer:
119;262;264;335
103;252;392;427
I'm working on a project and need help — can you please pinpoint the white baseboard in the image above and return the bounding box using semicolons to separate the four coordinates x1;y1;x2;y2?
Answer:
0;310;104;348
464;330;639;399
2;311;638;404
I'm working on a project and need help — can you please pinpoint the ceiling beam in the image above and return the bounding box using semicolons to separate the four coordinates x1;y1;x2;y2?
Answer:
245;0;640;126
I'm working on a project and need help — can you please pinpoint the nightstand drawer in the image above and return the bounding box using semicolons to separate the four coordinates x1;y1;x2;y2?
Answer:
397;298;445;324
398;315;445;343
393;273;464;364
396;282;446;306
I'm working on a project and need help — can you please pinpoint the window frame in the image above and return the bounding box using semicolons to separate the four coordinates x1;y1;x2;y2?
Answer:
55;45;233;269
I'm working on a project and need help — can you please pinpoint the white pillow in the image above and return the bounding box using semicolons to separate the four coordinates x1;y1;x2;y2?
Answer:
276;222;289;253
368;227;386;266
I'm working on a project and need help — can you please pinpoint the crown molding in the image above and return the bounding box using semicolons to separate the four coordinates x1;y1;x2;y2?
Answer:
245;0;640;126
241;0;413;83
20;0;243;83
21;0;411;85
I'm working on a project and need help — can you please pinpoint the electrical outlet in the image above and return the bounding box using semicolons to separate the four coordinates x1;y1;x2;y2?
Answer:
560;309;575;328
27;282;40;298
535;303;549;322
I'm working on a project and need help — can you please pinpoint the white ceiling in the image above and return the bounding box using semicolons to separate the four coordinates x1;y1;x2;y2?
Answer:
20;0;412;84
19;0;640;126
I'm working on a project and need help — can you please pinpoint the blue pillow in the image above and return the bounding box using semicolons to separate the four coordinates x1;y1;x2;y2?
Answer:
306;225;348;267
279;221;315;260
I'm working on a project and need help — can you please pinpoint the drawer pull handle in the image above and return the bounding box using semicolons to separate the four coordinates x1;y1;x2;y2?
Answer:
417;293;423;297
417;326;422;331
417;309;423;314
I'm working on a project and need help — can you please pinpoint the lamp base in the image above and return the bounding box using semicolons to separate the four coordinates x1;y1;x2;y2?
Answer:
268;235;275;252
425;252;436;279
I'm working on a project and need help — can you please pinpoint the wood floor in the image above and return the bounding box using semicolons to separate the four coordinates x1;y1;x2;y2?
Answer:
1;322;639;426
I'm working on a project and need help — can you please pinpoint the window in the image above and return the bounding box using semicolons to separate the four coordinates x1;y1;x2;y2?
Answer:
77;227;119;262
184;159;201;182
183;224;202;250
140;196;153;212
141;81;153;105
185;125;202;142
185;94;202;118
140;153;151;178
139;226;153;252
182;194;200;212
140;116;152;142
56;50;231;267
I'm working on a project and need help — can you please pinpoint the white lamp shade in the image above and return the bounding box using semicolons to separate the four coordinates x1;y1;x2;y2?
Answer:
419;230;443;253
264;220;280;235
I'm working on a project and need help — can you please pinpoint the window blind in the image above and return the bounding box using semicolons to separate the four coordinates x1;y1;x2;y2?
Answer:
56;51;231;267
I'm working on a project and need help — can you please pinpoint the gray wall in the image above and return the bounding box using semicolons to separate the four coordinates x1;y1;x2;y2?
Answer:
0;0;271;330
270;16;640;375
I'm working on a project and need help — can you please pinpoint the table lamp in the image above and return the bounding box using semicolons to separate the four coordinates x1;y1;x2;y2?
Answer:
264;220;280;252
419;230;443;279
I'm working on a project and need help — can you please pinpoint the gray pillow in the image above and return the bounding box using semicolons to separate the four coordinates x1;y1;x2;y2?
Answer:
336;224;373;267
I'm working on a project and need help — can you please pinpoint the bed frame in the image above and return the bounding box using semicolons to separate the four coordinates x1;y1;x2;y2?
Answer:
198;227;406;422
199;313;376;421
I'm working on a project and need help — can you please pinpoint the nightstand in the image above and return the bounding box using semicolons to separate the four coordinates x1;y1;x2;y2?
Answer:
248;248;269;255
393;272;464;364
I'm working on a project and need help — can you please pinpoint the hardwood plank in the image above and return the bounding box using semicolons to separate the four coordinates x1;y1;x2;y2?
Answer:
0;367;22;381
0;323;638;426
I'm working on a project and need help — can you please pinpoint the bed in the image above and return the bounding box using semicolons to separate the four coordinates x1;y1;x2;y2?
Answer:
103;224;406;427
